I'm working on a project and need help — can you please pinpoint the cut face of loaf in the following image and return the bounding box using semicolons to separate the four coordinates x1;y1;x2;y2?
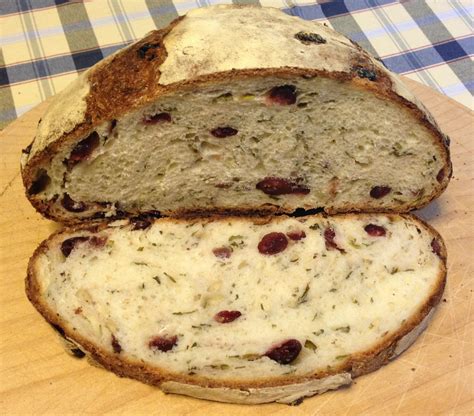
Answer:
21;5;451;223
26;214;446;404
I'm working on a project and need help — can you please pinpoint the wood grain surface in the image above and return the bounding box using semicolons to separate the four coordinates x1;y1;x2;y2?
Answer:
0;78;472;415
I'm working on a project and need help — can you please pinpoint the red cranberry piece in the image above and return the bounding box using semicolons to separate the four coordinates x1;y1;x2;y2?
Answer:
61;236;89;257
324;227;345;253
67;132;100;168
148;335;178;352
266;85;297;105
111;335;122;354
436;168;445;183
258;232;288;255
28;170;50;195
431;238;443;258
61;194;87;212
143;112;171;124
370;186;392;199
212;247;232;259
364;224;386;237
287;230;306;241
214;310;242;323
256;177;310;195
90;236;107;248
130;217;152;231
265;339;302;364
210;127;238;138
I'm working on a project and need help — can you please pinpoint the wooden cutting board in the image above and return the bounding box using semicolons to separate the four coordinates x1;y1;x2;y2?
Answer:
0;78;472;415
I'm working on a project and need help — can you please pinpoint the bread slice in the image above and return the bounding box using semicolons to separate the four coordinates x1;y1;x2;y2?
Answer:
21;5;451;224
26;213;446;404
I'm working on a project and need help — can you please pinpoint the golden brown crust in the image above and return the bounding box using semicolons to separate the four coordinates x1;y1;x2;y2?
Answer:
25;213;447;392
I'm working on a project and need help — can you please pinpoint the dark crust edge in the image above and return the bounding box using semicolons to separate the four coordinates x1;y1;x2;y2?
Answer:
20;17;451;223
25;212;447;390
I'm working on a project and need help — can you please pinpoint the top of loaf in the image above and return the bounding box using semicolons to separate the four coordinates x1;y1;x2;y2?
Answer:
158;5;356;84
23;4;435;168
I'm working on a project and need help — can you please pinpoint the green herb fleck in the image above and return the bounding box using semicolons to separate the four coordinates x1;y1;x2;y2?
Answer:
336;354;349;360
191;324;211;329
210;364;230;370
228;235;245;248
297;283;310;305
137;247;144;252
304;340;318;351
309;223;320;230
336;326;351;333
152;276;161;285
172;310;197;315
313;329;325;336
348;238;361;249
164;272;176;283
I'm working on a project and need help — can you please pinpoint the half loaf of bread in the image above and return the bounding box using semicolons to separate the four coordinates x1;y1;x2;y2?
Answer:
21;5;451;223
26;213;446;404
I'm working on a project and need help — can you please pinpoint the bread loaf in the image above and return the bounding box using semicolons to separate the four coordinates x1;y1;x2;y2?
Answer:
26;213;446;404
21;5;451;223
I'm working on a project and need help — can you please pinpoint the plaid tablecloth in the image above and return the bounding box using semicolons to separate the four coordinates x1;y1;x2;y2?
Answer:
1;0;472;130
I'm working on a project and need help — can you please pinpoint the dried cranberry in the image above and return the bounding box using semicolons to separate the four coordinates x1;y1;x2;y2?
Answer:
130;217;152;231
431;238;442;258
212;247;232;259
370;186;391;199
90;236;107;248
324;227;345;253
137;42;160;60
214;310;242;323
354;67;377;81
436;168;445;183
210;127;238;138
295;31;326;45
143;112;171;124
287;230;306;241
149;335;178;352
111;335;122;354
258;232;288;255
266;85;297;105
256;177;310;195
364;224;386;237
265;339;302;364
61;194;87;212
67;132;100;168
28;170;50;195
61;236;89;257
